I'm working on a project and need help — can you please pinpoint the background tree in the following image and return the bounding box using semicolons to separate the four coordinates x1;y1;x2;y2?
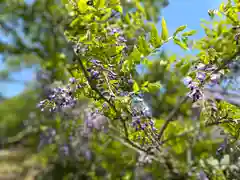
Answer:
1;0;240;179
0;0;169;179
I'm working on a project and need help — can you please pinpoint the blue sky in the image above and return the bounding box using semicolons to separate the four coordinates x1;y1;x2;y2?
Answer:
0;0;224;98
159;0;224;55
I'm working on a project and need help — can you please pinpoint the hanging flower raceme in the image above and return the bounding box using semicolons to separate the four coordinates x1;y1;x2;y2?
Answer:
37;77;85;112
38;128;56;151
183;62;224;102
130;94;156;132
83;106;109;135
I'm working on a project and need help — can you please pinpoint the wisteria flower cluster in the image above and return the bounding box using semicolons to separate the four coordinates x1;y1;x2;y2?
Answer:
37;77;86;112
38;127;56;151
183;63;223;102
83;106;108;134
130;94;156;132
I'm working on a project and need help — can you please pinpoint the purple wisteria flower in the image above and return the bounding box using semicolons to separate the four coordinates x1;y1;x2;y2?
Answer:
197;72;206;81
59;143;70;156
84;107;108;132
69;77;76;84
195;63;206;70
107;27;122;35
37;78;79;112
130;95;156;132
183;62;223;102
84;150;92;160
38;128;56;151
185;80;203;101
210;73;221;84
37;100;48;111
216;138;227;156
183;76;192;85
198;170;209;180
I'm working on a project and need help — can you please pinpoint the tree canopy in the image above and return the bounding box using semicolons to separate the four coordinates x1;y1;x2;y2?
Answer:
0;0;240;179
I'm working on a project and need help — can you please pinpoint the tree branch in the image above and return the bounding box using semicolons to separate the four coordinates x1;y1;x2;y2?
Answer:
158;96;188;141
73;53;131;139
157;49;240;142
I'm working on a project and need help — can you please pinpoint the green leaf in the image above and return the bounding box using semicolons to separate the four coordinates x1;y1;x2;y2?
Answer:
122;60;131;72
141;57;152;68
125;13;131;24
141;87;149;92
133;82;140;92
182;30;197;37
148;82;161;93
135;1;145;15
77;0;88;13
173;38;189;50
150;23;162;48
100;10;112;21
172;142;184;154
138;36;150;55
128;47;142;64
219;3;225;13
142;81;149;87
113;5;123;13
96;0;106;9
173;25;187;36
180;63;191;75
40;125;48;131
161;17;169;41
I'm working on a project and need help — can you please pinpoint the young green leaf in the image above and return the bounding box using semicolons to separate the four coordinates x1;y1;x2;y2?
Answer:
173;38;189;50
77;0;88;13
161;17;169;41
148;82;161;93
150;23;162;48
96;0;106;9
142;57;152;68
173;25;187;36
142;81;149;87
135;1;145;15
141;87;149;92
133;81;140;92
182;30;197;37
113;5;122;13
124;13;131;24
180;63;191;75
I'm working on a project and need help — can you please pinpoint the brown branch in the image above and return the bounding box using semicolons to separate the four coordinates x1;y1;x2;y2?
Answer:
158;96;188;141
206;119;240;126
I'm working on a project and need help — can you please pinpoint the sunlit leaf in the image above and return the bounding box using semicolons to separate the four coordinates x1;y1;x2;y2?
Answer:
150;23;162;48
173;25;187;36
96;0;106;9
173;38;189;50
182;30;197;37
161;17;169;41
133;81;140;92
78;0;88;13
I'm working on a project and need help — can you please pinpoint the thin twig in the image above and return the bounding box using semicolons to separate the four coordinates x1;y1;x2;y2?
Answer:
158;96;188;141
206;119;240;126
